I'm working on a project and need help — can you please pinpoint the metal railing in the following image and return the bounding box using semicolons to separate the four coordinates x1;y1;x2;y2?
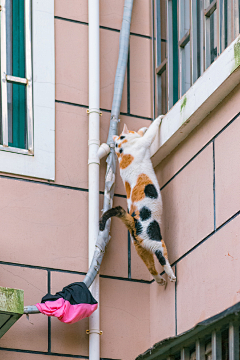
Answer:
136;302;240;360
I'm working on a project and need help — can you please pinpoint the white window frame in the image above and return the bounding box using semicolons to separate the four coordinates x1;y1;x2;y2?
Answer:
0;0;55;180
151;34;240;166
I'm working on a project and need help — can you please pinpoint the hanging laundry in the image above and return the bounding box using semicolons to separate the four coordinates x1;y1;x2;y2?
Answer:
36;282;98;324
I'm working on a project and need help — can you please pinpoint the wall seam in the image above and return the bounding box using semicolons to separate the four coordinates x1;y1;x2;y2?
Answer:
213;140;216;231
55;100;153;121
54;15;156;40
0;174;127;198
161;112;240;191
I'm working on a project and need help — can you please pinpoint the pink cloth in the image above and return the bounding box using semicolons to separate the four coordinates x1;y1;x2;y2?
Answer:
36;298;98;324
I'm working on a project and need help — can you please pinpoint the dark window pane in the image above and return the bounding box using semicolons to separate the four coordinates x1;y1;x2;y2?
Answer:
8;82;27;150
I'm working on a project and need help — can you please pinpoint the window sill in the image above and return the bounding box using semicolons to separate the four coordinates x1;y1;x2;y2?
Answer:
150;34;240;167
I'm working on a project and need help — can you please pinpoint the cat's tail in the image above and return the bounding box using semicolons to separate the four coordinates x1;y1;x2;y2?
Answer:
99;206;134;233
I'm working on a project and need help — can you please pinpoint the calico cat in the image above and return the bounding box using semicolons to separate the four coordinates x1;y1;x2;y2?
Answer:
99;116;176;285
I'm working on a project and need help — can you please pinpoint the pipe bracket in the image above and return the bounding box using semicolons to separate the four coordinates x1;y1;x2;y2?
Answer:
87;108;102;116
86;329;103;335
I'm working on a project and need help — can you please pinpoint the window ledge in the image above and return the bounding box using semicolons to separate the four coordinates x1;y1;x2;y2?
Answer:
150;35;240;167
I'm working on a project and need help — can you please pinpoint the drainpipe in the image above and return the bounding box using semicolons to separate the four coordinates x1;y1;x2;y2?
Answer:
88;1;100;359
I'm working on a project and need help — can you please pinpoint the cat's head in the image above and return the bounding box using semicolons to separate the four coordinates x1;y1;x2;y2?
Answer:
112;124;147;157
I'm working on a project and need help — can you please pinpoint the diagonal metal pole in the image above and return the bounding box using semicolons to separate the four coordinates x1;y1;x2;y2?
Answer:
83;0;134;288
23;0;134;314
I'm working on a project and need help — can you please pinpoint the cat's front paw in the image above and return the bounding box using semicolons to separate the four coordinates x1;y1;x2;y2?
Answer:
154;115;164;126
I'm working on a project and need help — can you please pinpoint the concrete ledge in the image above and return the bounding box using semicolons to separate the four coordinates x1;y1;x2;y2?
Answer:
0;286;24;338
150;35;240;167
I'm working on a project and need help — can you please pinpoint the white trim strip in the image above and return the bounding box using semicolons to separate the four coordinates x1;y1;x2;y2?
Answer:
1;0;8;146
25;0;34;153
151;34;240;167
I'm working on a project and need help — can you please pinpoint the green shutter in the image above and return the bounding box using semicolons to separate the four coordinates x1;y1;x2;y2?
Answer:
9;0;26;149
172;0;179;106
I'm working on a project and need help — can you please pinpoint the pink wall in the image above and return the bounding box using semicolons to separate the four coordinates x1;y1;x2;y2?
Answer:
0;1;240;360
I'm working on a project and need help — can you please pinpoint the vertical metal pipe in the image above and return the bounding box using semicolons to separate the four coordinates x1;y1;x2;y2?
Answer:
196;339;205;360
88;0;100;359
229;322;239;360
181;347;190;360
152;0;156;119
212;330;222;360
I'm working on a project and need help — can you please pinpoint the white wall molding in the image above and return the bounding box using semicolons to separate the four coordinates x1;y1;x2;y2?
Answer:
151;35;240;167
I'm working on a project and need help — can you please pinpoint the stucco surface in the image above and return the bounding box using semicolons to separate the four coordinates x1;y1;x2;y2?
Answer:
130;36;152;118
176;215;240;335
160;144;214;264
215;115;240;227
0;265;48;351
150;273;176;346
155;83;240;188
55;0;151;36
100;195;129;278
0;177;88;272
0;352;74;360
100;277;150;360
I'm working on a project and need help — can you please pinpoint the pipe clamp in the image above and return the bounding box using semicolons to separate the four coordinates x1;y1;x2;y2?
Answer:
86;329;103;335
87;108;102;116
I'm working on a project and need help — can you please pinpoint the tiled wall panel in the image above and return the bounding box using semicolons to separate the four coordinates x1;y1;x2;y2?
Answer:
160;145;214;263
0;177;88;272
150;274;176;346
215;115;240;227
0;265;48;351
176;215;240;335
100;277;150;360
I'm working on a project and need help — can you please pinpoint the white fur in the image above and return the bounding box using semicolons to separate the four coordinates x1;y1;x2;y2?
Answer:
114;117;176;284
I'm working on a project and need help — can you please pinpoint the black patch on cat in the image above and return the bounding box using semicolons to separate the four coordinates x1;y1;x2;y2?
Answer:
140;207;151;221
144;184;158;199
120;136;125;140
155;250;166;266
99;206;125;231
119;148;123;154
134;218;143;236
131;211;136;218
115;143;118;148
147;220;162;241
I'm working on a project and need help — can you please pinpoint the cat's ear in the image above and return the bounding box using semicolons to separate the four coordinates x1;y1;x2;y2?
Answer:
122;124;129;135
137;127;148;136
112;135;118;142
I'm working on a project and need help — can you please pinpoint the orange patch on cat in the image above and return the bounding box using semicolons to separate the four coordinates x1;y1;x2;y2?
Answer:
116;152;121;158
129;131;135;134
161;240;168;259
138;130;144;137
129;204;136;215
121;139;128;144
125;182;131;199
131;174;152;202
134;243;158;275
119;154;134;169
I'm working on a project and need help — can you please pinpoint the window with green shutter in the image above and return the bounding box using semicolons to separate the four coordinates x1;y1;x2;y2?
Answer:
1;0;33;154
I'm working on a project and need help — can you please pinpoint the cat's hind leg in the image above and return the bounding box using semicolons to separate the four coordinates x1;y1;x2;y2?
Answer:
134;242;166;286
142;239;176;282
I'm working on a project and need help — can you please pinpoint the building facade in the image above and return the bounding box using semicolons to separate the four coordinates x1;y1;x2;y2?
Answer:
0;1;239;359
